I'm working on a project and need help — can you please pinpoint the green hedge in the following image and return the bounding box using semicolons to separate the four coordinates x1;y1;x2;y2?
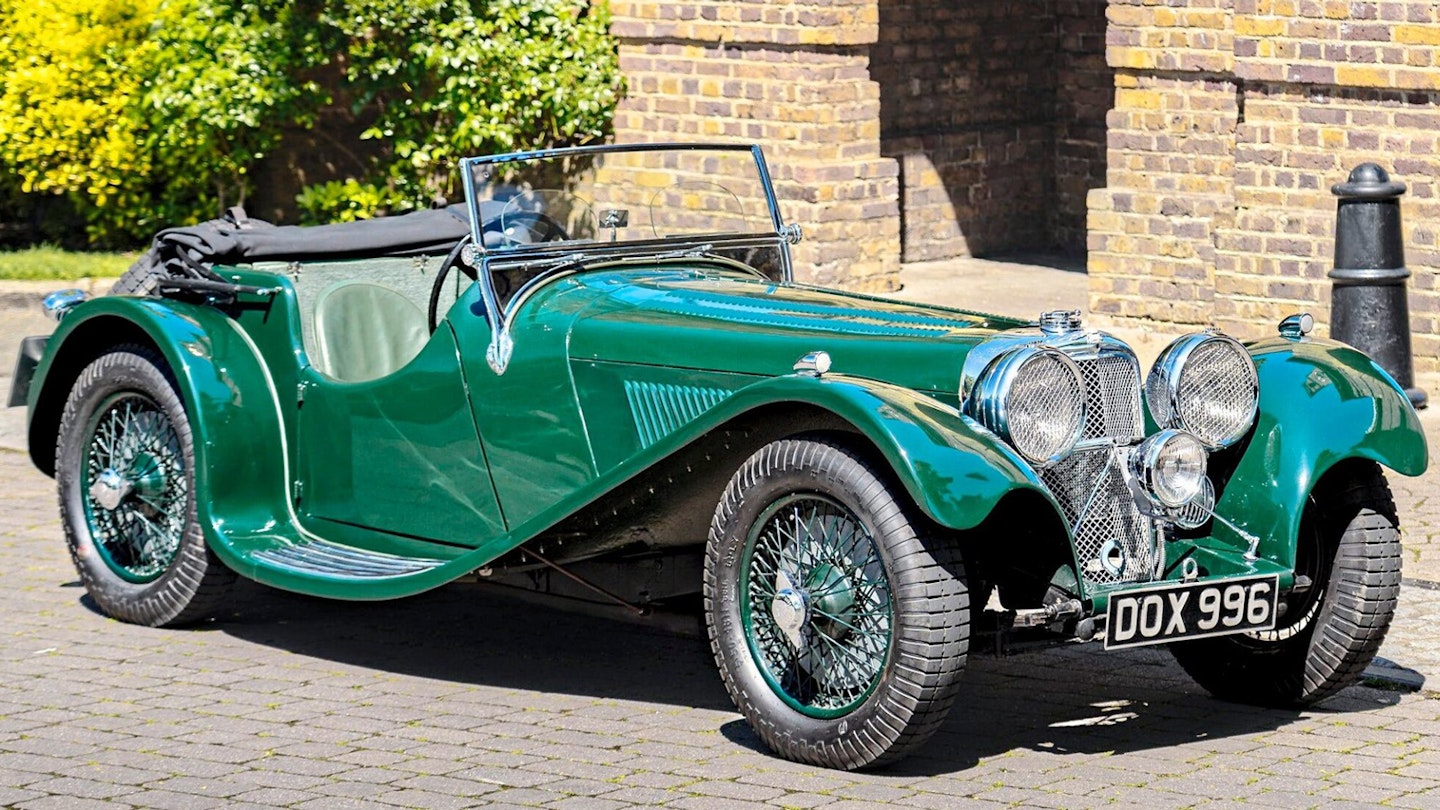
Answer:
0;0;621;245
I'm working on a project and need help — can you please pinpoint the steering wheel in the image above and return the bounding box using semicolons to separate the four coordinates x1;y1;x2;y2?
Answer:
482;210;571;247
428;236;476;333
428;213;574;332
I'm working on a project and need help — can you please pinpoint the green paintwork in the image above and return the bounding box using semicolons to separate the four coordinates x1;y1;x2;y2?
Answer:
567;268;1019;393
296;324;505;546
1204;335;1427;572
28;295;296;575
23;257;1427;609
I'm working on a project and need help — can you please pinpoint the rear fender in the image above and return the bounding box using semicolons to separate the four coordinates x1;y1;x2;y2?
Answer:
715;374;1059;532
1215;335;1427;569
27;297;293;558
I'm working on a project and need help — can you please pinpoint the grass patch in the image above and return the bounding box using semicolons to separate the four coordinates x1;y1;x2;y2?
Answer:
0;245;133;280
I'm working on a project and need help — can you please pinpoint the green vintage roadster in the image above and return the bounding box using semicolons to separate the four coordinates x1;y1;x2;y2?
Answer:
9;143;1428;769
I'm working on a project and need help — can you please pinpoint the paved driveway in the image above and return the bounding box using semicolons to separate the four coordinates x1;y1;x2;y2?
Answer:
6;269;1440;807
4;450;1440;809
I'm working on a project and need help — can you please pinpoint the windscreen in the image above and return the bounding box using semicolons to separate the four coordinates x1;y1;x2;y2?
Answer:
464;146;779;253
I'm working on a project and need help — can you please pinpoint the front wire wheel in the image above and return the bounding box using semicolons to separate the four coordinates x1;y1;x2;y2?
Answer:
705;438;969;770
82;391;188;581
743;494;894;718
1170;461;1401;705
57;346;234;626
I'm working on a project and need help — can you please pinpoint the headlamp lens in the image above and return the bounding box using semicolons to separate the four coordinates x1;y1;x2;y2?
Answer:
1135;429;1207;508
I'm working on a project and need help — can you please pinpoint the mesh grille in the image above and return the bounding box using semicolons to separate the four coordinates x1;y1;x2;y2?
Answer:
1045;350;1154;589
1145;365;1172;428
1041;446;1157;588
1077;354;1143;441
1177;341;1257;446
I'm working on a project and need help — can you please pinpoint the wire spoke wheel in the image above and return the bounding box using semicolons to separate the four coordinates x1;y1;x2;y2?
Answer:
705;438;969;770
57;346;234;627
741;494;893;718
82;392;189;582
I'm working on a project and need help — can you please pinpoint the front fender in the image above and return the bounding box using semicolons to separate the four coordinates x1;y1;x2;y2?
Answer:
27;297;293;553
717;373;1060;531
1215;335;1427;569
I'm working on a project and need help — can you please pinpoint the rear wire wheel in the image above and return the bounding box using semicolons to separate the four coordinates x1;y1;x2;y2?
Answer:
1170;461;1401;705
56;345;234;626
705;438;969;770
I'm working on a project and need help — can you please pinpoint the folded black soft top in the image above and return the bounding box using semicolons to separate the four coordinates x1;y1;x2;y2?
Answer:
167;204;472;264
117;203;489;296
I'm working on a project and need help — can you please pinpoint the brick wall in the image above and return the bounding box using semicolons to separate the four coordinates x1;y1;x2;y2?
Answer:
612;1;1111;277
1054;1;1113;254
872;0;1111;261
1090;0;1440;371
610;2;901;290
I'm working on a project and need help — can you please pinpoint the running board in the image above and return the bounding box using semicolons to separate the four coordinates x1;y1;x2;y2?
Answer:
251;538;448;580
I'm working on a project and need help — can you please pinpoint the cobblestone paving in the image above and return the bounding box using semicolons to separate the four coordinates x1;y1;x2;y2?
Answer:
5;450;1440;809
6;271;1440;807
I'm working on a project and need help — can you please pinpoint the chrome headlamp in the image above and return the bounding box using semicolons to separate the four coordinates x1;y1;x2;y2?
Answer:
1128;429;1208;509
1145;333;1258;449
967;346;1086;467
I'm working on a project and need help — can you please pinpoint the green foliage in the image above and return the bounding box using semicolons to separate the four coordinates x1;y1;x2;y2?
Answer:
312;0;623;213
0;0;622;241
0;0;320;245
295;179;411;223
0;0;159;202
0;245;132;280
108;0;323;239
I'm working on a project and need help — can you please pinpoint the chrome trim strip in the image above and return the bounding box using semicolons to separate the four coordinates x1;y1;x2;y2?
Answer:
252;538;446;579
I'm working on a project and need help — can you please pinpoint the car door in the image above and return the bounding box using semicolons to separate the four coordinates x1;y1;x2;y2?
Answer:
452;274;601;532
292;264;505;548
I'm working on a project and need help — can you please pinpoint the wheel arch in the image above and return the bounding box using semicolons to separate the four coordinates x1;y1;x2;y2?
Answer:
1214;336;1426;571
28;314;161;476
710;409;1072;605
705;374;1061;535
27;298;292;550
537;377;1065;581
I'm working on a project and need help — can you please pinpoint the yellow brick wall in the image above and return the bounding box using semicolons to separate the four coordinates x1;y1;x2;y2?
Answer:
1216;86;1440;360
1090;0;1440;372
1088;75;1238;325
613;1;1110;280
611;2;901;290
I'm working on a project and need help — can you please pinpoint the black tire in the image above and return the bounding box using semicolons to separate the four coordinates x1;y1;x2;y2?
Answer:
109;250;165;296
1170;461;1400;705
56;346;235;626
704;438;969;770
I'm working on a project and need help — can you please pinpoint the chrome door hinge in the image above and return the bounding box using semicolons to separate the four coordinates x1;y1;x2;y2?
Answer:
296;381;307;406
292;480;303;504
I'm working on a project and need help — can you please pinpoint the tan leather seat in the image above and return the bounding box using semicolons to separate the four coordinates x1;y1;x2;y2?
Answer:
313;281;428;382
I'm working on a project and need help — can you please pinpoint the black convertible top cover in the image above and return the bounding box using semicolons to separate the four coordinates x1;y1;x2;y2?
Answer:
120;202;506;295
162;204;471;266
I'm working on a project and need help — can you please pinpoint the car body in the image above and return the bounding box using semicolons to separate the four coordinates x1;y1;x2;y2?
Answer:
10;143;1429;770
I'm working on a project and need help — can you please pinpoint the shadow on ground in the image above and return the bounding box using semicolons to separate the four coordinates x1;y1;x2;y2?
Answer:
91;577;1403;776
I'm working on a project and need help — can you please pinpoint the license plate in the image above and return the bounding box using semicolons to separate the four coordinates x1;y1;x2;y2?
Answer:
1104;574;1279;650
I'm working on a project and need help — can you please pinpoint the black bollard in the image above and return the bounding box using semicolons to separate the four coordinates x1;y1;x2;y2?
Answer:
1329;163;1427;409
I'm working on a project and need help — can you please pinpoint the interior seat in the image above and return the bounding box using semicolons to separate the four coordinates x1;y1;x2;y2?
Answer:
313;281;429;382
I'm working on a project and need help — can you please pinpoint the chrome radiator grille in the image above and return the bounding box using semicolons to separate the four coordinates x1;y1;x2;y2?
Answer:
1039;352;1156;589
1078;353;1143;441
